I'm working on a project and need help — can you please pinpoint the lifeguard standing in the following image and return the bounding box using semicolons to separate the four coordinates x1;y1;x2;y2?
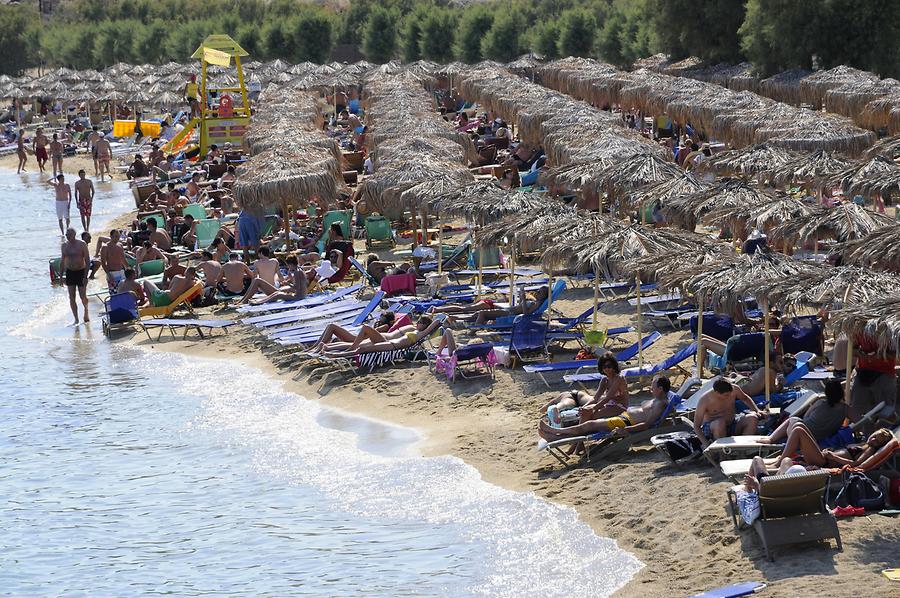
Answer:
184;74;200;119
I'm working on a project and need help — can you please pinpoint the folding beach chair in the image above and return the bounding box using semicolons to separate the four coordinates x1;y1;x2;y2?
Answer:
539;391;689;466
364;214;395;248
195;219;221;248
102;292;149;339
316;210;352;252
466;279;567;331
276;303;415;347
181;203;206;221
434;342;497;382
237;284;363;314
708;332;770;372
143;214;165;229
564;342;699;386
269;292;387;344
249;298;368;329
726;469;841;561
690;313;735;342
505;315;549;366
348;256;380;286
138;282;203;319
780;315;824;356
141;318;234;340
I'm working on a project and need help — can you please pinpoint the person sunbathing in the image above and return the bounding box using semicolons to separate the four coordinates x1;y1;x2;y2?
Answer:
538;375;675;443
735;354;793;397
756;379;849;445
238;255;307;305
763;425;894;468
543;354;630;425
320;316;441;358
308;311;399;355
429;286;549;324
142;267;198;308
116;268;147;306
219;253;255;296
692;379;767;449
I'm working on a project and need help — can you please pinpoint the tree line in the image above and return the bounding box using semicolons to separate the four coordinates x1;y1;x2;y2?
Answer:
1;0;898;80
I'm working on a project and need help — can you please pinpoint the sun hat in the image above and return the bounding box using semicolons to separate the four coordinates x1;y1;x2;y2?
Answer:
315;259;337;280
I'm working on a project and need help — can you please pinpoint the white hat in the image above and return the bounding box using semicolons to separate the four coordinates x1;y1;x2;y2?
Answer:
747;229;767;241
315;259;337;280
99;132;105;137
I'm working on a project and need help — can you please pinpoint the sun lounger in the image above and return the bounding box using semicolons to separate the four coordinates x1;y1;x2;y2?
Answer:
728;469;841;561
434;342;497;382
195;218;221;248
645;306;697;331
466;279;566;330
316;210;352;252
539;391;689;466
453;267;543;278
563;340;695;385
241;290;367;325
275;304;414;346
690;581;766;598
249;298;368;329
237;284;363;314
139;282;203;319
348;256;380;286
627;290;681;307
523;328;648;387
418;233;471;272
141;318;234;340
269;292;387;344
502;314;549;365
704;436;784;466
181;203;207;221
137;258;166;278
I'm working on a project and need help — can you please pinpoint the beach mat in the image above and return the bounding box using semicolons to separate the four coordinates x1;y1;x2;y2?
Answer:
691;581;766;598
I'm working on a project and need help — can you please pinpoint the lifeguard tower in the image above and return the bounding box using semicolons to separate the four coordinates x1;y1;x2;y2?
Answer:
164;34;252;156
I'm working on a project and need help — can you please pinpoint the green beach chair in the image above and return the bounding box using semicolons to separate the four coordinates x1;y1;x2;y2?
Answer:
182;203;206;221
471;245;501;268
137;259;166;277
365;214;395;248
143;214;165;229
316;210;352;252
196;218;221;248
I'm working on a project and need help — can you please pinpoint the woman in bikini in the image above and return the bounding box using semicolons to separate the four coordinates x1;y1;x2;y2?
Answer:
16;129;27;173
319;316;442;359
544;354;630;425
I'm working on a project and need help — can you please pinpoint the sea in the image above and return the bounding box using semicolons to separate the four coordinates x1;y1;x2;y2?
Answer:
0;170;642;597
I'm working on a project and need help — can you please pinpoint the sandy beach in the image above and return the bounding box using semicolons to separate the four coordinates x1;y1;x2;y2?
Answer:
105;217;898;598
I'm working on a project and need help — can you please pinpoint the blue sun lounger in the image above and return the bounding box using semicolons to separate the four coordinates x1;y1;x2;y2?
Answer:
237;283;363;314
465;279;567;330
348;256;380;286
564;340;696;385
271;294;395;345
524;331;660;387
268;292;385;339
276;304;414;346
141;318;235;340
242;293;366;326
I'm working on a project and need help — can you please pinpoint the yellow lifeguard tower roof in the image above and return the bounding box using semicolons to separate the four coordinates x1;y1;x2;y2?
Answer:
191;34;249;62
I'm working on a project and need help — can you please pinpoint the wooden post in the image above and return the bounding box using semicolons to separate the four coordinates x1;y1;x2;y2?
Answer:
636;274;643;370
410;201;418;250
696;293;704;378
763;300;771;405
844;338;854;404
592;263;600;329
509;236;516;308
437;212;443;276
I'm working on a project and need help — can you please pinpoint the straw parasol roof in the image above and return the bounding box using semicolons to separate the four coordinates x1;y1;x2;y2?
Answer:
799;65;880;108
827;155;900;198
864;134;900;160
587;153;683;197
233;146;343;208
424;181;545;222
663;178;775;231
757;68;813;106
771;149;854;186
696;143;798;180
625;172;709;212
476;202;601;248
770;201;895;243
838;224;900;272
831;295;900;356
702;192;818;241
749;266;900;313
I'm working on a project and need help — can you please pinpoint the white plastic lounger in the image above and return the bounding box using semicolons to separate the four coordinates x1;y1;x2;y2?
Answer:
627;290;681;307
141;318;234;340
703;436;784;466
256;300;368;330
236;284;363;314
243;298;365;327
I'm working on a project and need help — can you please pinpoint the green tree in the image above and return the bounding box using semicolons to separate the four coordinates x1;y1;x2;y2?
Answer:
418;10;456;63
133;20;169;65
530;20;560;60
362;6;397;63
481;13;521;62
650;0;744;63
287;9;334;63
235;24;261;58
93;20;137;67
0;6;39;75
596;0;656;67
454;7;493;63
339;0;374;44
557;9;595;57
399;14;423;62
262;19;290;60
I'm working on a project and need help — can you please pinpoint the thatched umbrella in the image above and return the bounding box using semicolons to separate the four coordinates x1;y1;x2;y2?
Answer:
824;78;900;123
589;153;683;213
666;250;820;400
859;93;900;134
831;295;900;357
625;172;709;221
664;178;775;232
838;225;900;272
827;155;900;199
702;191;818;244
799;65;880;109
770;149;854;188
695;143;798;182
864;134;900;160
769;200;894;245
758;68;813;106
748;266;900;313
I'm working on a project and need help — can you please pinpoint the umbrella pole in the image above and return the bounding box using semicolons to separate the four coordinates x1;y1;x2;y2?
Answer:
410;201;418;250
763;300;771;406
15;98;20;129
696;293;704;378
592;264;599;329
509;236;516;309
844;338;854;404
636;275;643;370
437;212;443;276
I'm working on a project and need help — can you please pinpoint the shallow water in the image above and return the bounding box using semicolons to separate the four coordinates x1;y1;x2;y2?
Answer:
0;171;642;596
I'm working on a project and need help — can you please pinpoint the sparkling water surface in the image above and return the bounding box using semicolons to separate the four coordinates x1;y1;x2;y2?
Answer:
0;171;642;596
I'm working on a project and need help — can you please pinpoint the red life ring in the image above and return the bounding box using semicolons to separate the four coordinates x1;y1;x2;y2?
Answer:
218;94;233;118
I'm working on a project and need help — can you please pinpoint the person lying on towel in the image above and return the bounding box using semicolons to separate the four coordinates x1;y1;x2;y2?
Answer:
538;376;674;443
314;315;442;359
429;285;548;325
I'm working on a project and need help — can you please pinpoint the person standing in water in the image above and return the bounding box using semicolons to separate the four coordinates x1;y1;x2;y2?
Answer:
61;228;91;325
74;170;95;232
95;133;112;181
32;127;49;174
49;133;64;178
53;174;72;235
16;128;27;173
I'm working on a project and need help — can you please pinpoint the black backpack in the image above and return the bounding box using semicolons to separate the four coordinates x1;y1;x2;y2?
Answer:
832;471;885;511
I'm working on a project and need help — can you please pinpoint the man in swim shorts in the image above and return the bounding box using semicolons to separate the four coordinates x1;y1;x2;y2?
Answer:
87;127;100;176
61;228;91;324
95;133;112;182
74;170;94;232
539;376;677;442
143;267;198;308
100;228;130;290
32;127;49;173
49;133;64;178
53;174;72;235
219;253;255;296
693;379;766;449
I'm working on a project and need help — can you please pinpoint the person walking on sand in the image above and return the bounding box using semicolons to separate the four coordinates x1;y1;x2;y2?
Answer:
53;174;72;235
49;133;64;178
74;169;95;232
16;128;27;173
61;228;91;325
95;133;112;181
33;127;49;173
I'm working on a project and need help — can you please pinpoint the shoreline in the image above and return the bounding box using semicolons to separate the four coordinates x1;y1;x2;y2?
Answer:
18;168;896;597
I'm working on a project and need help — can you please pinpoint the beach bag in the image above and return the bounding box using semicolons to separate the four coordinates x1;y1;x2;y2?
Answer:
192;286;218;308
651;431;702;462
832;471;885;511
735;489;761;526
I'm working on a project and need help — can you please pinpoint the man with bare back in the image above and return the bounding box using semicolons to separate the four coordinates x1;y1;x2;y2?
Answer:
95;132;112;181
33;127;49;173
49;133;64;177
53;174;72;235
693;379;767;449
74;170;94;232
61;228;91;324
100;229;130;290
